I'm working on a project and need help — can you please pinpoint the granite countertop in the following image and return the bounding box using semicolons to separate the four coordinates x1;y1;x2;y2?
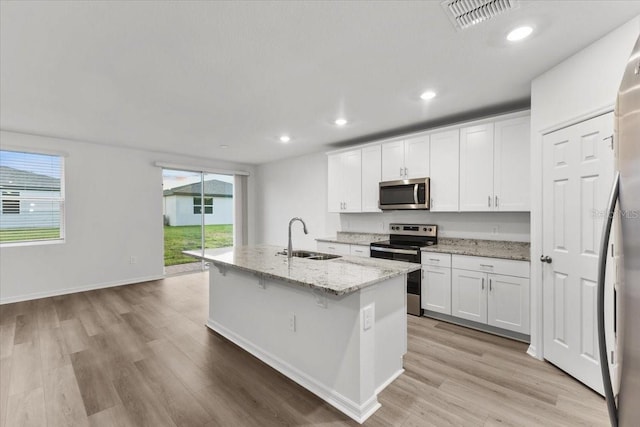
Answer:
184;245;419;296
316;231;389;246
421;238;530;261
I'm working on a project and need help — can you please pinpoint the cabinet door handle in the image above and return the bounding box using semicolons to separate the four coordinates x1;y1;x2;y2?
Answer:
404;167;408;177
488;196;491;207
495;195;499;208
400;167;403;177
480;264;494;268
344;202;347;210
481;277;485;290
429;258;440;262
489;278;492;291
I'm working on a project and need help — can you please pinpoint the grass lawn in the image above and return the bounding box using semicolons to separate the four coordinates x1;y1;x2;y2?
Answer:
0;227;60;242
164;224;233;266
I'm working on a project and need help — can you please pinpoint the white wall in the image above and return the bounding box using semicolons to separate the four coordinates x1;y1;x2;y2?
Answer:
341;212;530;242
254;150;531;249
255;151;340;250
0;130;255;303
528;16;640;359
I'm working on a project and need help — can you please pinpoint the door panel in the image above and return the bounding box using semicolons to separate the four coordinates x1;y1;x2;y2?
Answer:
451;269;487;323
487;274;529;334
429;130;459;211
404;135;430;179
542;112;614;395
381;140;405;181
459;124;494;211
361;145;381;212
422;266;451;315
494;116;530;211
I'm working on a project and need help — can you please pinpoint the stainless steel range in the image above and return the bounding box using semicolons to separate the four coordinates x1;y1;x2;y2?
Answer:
370;223;437;316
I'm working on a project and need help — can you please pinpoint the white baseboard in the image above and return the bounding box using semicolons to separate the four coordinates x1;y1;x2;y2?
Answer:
375;366;404;395
0;274;165;304
527;345;542;360
207;319;381;424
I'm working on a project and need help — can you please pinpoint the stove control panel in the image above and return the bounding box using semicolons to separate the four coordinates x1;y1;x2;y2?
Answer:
389;223;437;237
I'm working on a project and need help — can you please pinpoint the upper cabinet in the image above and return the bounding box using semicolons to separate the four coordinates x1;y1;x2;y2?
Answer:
327;111;530;214
381;135;430;181
361;145;381;212
494;117;531;211
327;149;362;213
459;116;530;212
429;129;460;212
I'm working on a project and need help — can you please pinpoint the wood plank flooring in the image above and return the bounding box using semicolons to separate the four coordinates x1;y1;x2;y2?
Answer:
0;272;609;426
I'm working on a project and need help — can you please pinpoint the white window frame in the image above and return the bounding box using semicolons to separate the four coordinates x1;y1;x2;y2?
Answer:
0;150;66;247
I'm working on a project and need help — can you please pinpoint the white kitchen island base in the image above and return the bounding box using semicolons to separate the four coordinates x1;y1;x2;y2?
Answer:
206;266;407;424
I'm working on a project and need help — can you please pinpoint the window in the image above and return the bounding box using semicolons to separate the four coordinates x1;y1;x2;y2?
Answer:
0;150;64;244
2;191;20;214
193;197;213;214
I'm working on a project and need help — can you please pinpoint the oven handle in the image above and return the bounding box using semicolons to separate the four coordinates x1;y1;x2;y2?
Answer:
413;184;419;205
370;246;417;255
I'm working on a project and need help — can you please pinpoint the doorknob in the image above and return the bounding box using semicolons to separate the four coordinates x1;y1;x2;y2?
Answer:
540;255;552;263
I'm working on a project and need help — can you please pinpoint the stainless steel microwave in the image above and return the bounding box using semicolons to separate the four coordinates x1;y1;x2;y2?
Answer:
379;178;430;210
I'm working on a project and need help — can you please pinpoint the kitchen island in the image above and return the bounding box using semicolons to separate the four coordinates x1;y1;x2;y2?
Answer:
184;245;419;423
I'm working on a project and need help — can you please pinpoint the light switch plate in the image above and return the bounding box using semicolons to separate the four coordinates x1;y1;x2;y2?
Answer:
363;305;374;331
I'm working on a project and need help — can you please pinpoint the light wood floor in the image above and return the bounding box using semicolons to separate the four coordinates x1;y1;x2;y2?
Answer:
0;272;609;426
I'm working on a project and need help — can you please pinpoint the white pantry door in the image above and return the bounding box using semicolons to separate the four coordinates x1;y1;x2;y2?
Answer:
542;112;614;395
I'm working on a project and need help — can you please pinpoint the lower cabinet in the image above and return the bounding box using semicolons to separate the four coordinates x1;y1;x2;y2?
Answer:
424;253;530;336
421;252;452;315
451;255;530;335
317;241;369;257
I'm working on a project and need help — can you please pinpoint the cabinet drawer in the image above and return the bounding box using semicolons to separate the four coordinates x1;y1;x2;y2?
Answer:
421;252;451;267
350;245;370;257
452;255;529;278
317;241;351;256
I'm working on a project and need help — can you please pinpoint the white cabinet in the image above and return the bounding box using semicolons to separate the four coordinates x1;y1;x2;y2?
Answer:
349;244;370;257
317;241;351;256
459;124;494;211
459;116;530;212
361;145;381;212
381;135;429;181
421;253;452;315
429;129;460;212
487;274;530;333
451;255;530;335
317;241;369;257
494;116;530;211
327;149;361;213
451;269;488;323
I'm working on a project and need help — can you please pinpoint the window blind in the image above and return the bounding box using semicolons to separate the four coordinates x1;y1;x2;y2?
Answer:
0;150;64;244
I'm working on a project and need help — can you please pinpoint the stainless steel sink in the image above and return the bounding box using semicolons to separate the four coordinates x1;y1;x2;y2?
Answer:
280;250;341;260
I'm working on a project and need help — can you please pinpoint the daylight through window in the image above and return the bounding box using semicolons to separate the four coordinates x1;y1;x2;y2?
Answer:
0;150;64;244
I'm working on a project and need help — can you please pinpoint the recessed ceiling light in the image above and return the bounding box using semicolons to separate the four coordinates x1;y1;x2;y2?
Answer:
334;118;348;126
220;144;229;149
507;26;533;42
420;90;436;100
279;135;291;143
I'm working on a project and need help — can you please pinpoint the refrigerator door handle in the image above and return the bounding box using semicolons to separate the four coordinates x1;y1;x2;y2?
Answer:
597;171;619;427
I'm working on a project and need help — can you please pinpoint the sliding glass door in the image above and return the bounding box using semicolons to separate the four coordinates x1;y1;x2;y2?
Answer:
162;169;234;275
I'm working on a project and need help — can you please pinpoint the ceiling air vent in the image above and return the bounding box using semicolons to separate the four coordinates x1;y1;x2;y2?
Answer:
441;0;519;30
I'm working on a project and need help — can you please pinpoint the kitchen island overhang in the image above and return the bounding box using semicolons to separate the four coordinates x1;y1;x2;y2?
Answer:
185;245;419;424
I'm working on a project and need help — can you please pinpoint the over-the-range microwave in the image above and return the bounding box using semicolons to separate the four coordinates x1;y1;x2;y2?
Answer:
378;177;430;210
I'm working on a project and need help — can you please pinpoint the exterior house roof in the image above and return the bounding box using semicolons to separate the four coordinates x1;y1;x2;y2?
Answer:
163;179;233;197
0;166;60;191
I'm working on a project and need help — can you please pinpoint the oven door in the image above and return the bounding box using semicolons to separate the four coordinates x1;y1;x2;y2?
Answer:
370;246;423;316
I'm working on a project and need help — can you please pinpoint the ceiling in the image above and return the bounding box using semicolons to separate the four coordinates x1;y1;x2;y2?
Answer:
1;1;639;165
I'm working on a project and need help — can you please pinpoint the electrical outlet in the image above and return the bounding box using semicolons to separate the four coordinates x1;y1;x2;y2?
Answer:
363;305;374;331
288;312;296;332
130;256;137;264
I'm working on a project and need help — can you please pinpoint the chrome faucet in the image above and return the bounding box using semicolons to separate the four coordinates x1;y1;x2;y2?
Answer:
288;217;308;261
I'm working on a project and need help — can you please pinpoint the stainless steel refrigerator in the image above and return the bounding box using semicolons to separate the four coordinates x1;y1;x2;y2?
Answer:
598;34;640;427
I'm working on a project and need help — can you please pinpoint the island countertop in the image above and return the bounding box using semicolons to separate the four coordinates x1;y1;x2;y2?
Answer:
184;245;419;296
